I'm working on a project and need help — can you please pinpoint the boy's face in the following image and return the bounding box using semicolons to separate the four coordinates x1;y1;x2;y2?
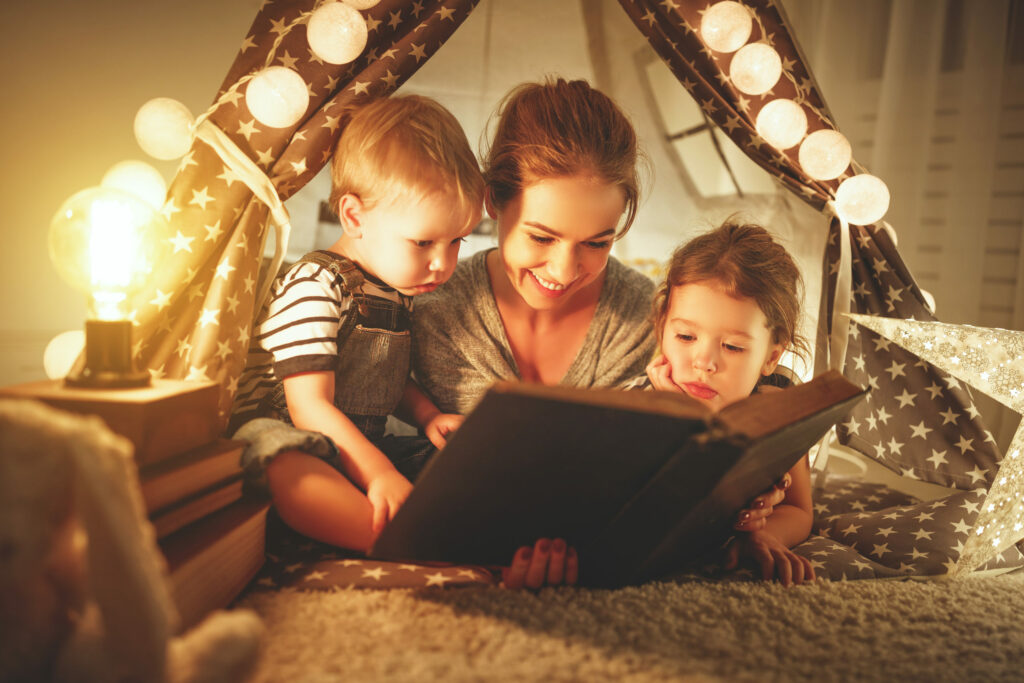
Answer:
344;191;479;295
660;280;783;411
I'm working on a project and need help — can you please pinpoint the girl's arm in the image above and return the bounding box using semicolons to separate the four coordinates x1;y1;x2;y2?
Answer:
284;370;411;533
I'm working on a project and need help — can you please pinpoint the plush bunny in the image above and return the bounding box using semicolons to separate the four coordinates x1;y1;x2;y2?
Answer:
0;398;263;683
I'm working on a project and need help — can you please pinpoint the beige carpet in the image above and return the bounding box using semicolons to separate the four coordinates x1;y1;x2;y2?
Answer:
235;572;1024;682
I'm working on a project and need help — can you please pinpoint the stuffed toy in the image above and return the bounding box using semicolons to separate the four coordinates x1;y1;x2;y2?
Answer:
0;398;263;683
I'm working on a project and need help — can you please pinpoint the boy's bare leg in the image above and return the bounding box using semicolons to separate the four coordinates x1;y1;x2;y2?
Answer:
266;450;375;551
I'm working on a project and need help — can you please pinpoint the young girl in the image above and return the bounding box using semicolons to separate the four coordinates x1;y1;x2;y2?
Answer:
645;221;815;586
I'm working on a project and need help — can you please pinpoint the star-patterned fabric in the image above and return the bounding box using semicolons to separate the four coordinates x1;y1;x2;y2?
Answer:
124;0;478;428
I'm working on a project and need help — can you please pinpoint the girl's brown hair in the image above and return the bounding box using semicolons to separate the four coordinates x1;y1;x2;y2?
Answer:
653;221;809;359
483;78;645;238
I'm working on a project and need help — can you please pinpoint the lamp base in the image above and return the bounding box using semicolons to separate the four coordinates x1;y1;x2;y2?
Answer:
65;319;151;389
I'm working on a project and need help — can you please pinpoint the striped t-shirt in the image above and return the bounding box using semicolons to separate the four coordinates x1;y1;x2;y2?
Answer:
230;253;412;426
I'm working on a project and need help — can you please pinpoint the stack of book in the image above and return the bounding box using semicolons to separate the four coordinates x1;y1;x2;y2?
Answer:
0;379;269;629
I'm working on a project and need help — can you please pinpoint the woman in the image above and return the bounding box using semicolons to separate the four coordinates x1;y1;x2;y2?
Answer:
413;78;788;588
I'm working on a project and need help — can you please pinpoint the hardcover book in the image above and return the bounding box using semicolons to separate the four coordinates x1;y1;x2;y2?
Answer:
370;370;866;587
139;439;246;514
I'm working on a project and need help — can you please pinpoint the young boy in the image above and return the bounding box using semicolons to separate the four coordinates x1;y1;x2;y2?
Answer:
230;95;484;552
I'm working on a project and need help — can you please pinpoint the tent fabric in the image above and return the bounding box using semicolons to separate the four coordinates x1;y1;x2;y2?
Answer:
129;0;1016;574
129;0;478;426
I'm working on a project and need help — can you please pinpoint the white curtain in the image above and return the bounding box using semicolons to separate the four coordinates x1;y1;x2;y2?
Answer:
785;0;1022;447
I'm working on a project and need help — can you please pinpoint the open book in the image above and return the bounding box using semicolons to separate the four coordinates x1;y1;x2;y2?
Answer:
370;370;866;587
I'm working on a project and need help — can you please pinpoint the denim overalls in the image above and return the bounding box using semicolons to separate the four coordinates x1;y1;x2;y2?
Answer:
235;250;434;487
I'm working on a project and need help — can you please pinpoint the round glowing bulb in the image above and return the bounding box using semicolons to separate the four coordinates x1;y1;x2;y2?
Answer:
342;0;380;9
835;174;890;226
798;130;852;181
49;187;167;320
100;160;167;211
921;289;936;314
308;2;369;65
700;1;752;53
246;66;309;129
729;42;782;95
755;99;808;150
134;98;194;160
44;330;85;380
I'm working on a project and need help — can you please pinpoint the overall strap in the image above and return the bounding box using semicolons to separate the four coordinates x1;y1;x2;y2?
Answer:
296;250;370;317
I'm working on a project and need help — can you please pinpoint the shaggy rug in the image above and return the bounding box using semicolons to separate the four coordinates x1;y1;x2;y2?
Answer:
235;571;1024;682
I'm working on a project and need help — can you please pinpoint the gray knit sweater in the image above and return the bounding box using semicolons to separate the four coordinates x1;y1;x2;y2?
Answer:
412;249;657;415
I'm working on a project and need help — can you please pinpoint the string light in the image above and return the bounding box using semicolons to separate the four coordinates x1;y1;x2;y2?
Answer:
835;174;890;226
729;42;781;95
133;98;194;160
245;66;310;129
100;160;168;211
700;1;752;53
755;98;807;150
798;129;852;181
307;1;368;65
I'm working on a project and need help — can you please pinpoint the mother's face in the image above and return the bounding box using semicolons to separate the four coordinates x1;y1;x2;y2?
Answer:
489;174;626;311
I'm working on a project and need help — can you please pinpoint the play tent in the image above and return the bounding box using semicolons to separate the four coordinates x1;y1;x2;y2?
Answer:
119;0;1023;579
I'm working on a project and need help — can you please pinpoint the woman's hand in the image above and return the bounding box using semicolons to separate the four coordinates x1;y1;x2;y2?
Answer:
501;538;579;589
645;354;684;392
365;469;413;535
724;529;815;586
423;412;464;449
733;472;792;532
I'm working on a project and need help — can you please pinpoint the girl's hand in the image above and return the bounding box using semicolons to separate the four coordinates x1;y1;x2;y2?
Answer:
365;470;413;535
734;472;792;532
501;538;579;589
724;529;815;586
423;412;464;449
645;354;684;392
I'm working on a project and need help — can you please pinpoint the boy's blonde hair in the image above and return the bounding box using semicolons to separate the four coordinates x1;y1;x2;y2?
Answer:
330;95;484;225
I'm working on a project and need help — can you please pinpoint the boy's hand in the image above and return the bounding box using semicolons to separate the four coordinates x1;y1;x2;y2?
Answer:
501;538;578;590
734;472;791;532
424;412;464;449
724;529;815;587
365;470;413;535
646;354;684;392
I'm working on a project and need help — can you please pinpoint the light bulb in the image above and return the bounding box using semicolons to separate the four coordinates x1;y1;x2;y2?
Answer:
246;66;309;128
798;130;852;181
101;160;168;211
49;187;165;321
308;2;369;65
835;174;890;226
49;187;165;387
134;98;194;160
729;42;781;95
755;98;807;150
700;1;752;53
44;330;85;380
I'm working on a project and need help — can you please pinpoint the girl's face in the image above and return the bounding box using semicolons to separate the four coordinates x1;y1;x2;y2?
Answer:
660;279;783;411
491;174;625;311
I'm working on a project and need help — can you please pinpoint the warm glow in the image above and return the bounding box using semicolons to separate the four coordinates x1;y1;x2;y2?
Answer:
835;174;890;226
246;66;310;128
43;330;85;380
798;130;852;181
342;0;381;8
134;97;194;160
307;1;368;64
755;98;807;150
700;1;752;53
101;160;168;211
49;187;165;320
729;42;781;95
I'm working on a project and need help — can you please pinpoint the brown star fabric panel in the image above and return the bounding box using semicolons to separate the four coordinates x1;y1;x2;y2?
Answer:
820;222;1002;490
616;0;838;212
125;0;478;427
